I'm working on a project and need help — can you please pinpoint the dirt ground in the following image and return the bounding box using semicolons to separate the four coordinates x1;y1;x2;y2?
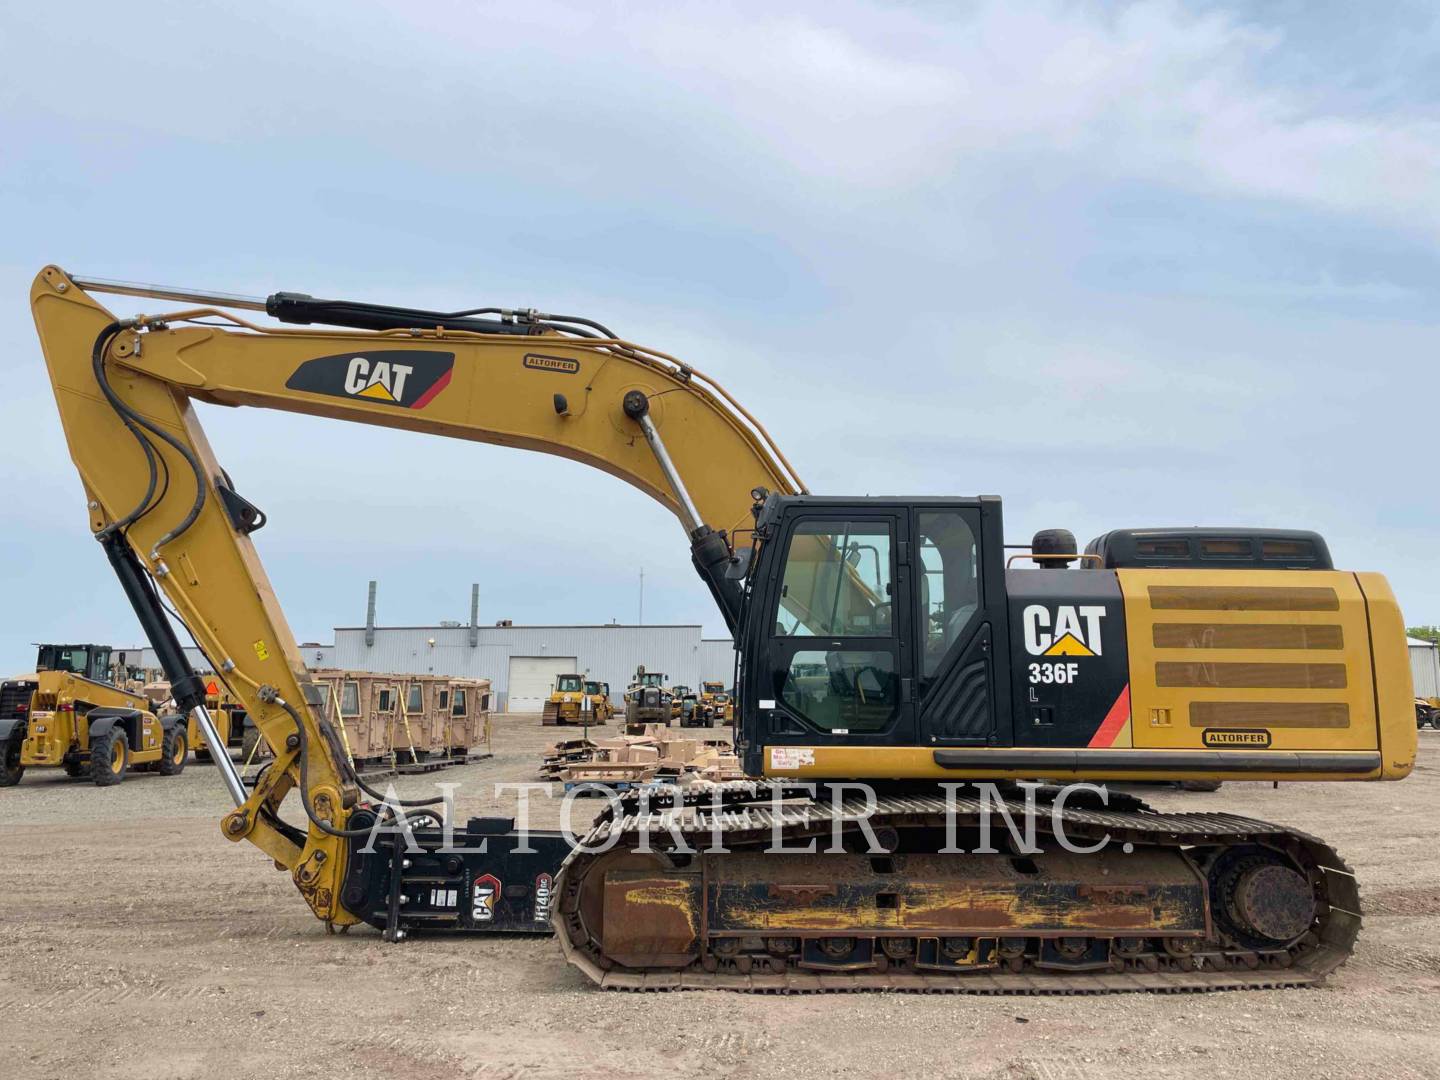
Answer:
1;717;1437;1080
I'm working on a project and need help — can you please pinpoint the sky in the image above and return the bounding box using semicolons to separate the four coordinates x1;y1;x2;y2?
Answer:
1;0;1437;672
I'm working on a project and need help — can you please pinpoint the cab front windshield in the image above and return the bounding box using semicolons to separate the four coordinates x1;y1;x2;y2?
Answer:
36;645;98;677
640;673;666;687
584;681;602;695
556;675;584;693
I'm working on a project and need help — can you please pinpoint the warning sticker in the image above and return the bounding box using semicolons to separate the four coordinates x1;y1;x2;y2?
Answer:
769;747;815;771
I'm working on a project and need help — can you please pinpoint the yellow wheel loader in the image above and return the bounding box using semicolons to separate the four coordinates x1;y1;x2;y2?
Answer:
0;644;186;786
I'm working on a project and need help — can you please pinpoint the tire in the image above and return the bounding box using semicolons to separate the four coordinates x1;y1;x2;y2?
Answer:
241;726;265;763
159;726;187;776
1179;779;1223;792
90;727;129;786
0;734;23;787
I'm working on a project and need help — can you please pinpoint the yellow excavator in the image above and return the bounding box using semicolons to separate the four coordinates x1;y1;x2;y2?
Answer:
28;267;1415;992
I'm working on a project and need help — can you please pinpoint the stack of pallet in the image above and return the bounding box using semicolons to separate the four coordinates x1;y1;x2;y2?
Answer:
540;724;744;792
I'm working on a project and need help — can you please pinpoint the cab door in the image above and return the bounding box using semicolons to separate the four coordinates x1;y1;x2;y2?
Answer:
912;501;1010;746
757;509;915;747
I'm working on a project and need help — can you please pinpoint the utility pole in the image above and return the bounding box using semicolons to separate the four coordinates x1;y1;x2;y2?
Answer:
638;566;644;625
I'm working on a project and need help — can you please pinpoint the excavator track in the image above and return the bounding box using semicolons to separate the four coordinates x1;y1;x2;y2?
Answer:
554;782;1361;993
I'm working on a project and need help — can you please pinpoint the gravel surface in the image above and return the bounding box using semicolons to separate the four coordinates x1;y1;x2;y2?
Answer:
2;717;1437;1080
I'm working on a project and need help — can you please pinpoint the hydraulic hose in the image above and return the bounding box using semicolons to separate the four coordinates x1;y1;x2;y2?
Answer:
90;322;208;552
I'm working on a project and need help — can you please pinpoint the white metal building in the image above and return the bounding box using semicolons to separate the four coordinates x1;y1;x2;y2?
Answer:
328;623;737;712
122;626;735;712
1410;637;1440;700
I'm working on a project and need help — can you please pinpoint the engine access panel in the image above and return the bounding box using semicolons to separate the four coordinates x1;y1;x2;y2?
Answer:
1006;569;1131;748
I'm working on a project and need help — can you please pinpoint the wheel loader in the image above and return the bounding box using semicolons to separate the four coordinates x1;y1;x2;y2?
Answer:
26;267;1416;993
623;669;671;730
0;644;186;786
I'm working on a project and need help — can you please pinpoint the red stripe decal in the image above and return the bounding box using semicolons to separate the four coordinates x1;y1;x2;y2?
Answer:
1087;684;1131;748
410;367;453;410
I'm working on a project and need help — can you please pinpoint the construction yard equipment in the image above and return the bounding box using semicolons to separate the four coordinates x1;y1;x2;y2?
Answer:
1418;698;1440;729
29;267;1417;993
583;680;615;725
623;669;671;731
0;644;186;786
191;679;249;762
698;681;731;726
669;685;691;720
541;673;600;726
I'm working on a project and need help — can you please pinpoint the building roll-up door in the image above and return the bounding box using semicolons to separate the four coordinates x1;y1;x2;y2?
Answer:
507;656;579;713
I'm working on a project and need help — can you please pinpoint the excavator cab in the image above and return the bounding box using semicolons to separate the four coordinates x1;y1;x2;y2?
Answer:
738;493;1412;785
738;496;1006;773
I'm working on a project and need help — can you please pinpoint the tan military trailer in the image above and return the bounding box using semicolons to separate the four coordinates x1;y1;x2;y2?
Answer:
239;670;492;772
441;677;492;761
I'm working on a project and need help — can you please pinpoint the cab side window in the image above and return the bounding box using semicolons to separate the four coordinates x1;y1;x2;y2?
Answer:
917;510;981;694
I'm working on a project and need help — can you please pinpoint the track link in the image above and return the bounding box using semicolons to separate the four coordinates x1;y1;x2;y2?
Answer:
554;781;1361;993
